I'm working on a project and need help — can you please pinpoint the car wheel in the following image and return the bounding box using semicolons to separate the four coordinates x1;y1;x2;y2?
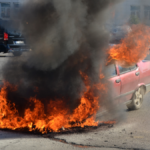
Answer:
13;51;22;56
126;87;144;110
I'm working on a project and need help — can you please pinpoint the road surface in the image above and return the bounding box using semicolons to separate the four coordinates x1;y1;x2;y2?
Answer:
0;54;150;150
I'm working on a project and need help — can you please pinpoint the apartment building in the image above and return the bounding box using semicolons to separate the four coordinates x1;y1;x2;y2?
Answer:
109;0;150;28
0;0;20;20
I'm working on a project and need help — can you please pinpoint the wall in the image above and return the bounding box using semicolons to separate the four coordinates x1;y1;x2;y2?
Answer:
109;0;150;28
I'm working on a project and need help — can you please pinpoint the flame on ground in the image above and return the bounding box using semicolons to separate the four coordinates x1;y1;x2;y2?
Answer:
108;24;150;66
0;72;107;133
3;25;149;134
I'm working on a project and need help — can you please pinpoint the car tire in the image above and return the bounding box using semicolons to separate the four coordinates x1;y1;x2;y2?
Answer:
126;87;144;110
13;51;22;56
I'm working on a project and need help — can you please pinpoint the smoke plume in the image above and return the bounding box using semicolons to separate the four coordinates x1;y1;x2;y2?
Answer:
2;0;120;116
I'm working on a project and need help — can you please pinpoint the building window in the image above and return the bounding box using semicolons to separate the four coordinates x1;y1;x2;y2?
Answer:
1;3;10;18
13;2;19;15
130;5;140;18
144;6;150;20
13;2;19;8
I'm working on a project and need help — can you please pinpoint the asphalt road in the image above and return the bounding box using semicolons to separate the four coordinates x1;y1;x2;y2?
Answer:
0;54;150;150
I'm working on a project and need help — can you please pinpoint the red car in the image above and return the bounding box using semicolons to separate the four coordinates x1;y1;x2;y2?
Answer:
107;57;150;110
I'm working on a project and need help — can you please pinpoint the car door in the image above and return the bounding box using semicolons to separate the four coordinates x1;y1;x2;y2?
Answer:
117;64;140;102
107;64;121;100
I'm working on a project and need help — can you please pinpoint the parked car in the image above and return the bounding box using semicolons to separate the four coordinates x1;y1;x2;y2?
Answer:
0;25;30;56
106;58;150;110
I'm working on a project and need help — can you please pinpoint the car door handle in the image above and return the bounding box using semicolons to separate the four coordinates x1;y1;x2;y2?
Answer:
116;79;121;83
135;72;140;76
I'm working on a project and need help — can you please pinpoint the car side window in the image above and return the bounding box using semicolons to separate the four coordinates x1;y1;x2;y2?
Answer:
118;65;130;74
105;64;117;78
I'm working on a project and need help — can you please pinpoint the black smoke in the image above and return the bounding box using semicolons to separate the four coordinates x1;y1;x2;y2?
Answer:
2;0;120;116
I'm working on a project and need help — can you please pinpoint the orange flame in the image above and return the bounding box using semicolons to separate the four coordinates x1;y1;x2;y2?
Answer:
108;24;150;66
0;72;107;133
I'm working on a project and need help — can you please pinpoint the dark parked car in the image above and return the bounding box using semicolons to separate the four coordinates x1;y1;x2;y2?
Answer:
0;25;30;56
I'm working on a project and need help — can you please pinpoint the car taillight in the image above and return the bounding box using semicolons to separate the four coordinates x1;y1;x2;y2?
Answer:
4;32;8;41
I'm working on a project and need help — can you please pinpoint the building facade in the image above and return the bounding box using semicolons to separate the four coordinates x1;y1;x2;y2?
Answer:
1;0;150;27
0;0;20;20
112;0;150;27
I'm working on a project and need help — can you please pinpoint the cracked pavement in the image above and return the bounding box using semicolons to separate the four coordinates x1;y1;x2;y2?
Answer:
52;92;150;150
0;130;121;150
0;55;150;150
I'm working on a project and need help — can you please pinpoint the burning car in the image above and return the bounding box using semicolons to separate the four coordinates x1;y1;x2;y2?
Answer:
106;57;150;110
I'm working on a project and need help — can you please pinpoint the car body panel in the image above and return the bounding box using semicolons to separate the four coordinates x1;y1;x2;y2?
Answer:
117;64;140;101
138;61;150;85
